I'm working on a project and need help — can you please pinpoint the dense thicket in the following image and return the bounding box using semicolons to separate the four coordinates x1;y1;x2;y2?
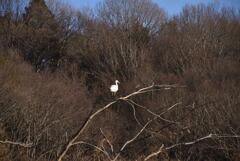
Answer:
0;0;240;161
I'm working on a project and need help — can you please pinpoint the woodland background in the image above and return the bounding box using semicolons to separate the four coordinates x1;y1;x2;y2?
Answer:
0;0;240;160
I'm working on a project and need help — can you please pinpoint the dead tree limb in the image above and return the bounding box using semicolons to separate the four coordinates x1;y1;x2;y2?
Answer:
113;119;154;161
125;99;181;124
57;84;183;161
57;100;117;161
72;141;112;161
144;134;240;161
100;128;114;154
0;140;33;148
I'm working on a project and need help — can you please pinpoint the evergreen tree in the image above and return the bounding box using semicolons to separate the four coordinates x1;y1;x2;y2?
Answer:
21;0;60;71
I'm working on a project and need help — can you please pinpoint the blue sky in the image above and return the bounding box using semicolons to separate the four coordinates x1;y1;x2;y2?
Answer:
67;0;240;15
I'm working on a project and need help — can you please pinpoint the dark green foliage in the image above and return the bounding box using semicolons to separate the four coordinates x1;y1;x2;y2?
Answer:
18;0;61;70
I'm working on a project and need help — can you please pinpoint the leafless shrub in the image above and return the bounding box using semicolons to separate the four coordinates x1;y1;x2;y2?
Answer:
0;1;240;161
0;53;92;160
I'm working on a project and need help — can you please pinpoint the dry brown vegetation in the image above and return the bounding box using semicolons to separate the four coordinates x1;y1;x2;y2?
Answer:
0;0;240;161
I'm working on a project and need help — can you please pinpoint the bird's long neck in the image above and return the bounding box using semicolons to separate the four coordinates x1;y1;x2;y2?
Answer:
115;81;118;86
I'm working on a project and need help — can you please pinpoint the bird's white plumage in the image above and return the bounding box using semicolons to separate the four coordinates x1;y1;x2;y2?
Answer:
110;80;120;95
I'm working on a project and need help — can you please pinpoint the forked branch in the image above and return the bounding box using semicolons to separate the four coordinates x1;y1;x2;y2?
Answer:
144;134;240;161
57;84;182;161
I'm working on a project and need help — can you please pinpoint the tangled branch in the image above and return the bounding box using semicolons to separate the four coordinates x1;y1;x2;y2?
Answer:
144;134;240;160
57;84;182;161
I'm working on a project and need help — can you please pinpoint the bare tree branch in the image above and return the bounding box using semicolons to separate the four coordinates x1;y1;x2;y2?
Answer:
159;102;182;116
100;128;114;154
119;84;184;100
125;98;180;124
144;144;164;161
57;84;183;161
57;100;117;161
113;119;154;161
144;134;240;161
72;140;112;161
0;140;33;148
72;119;154;161
124;99;143;126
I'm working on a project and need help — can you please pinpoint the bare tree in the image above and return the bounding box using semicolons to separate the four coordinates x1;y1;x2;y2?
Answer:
0;0;27;19
97;0;166;35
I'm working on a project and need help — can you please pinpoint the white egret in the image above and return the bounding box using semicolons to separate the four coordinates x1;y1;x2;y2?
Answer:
110;80;120;96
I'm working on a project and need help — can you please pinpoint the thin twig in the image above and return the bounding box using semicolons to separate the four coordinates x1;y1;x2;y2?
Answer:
113;119;154;161
159;102;182;115
125;99;179;124
57;84;183;161
57;100;117;161
72;141;112;161
125;99;143;126
144;134;240;160
144;144;164;161
100;128;114;154
0;140;33;148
